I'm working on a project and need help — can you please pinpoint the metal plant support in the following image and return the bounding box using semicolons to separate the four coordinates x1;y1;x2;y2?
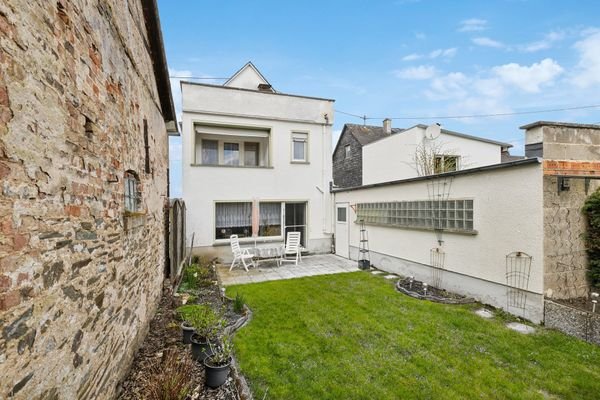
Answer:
427;177;454;245
505;251;532;317
358;219;371;270
430;247;446;288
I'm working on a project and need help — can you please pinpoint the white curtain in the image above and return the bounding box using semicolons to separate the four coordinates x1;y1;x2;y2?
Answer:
216;203;252;228
260;203;281;225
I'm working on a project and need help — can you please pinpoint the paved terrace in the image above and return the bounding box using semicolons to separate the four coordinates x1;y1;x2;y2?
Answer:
217;254;359;286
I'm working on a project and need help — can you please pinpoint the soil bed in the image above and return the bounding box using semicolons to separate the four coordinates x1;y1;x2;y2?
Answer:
118;263;244;400
395;276;475;304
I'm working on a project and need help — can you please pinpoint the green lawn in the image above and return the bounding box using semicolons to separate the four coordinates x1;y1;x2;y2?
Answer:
227;272;600;400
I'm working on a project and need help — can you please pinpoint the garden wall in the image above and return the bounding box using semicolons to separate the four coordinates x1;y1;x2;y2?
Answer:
544;300;600;345
0;1;172;398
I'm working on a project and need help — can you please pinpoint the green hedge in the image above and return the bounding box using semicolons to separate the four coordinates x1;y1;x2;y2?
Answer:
583;189;600;289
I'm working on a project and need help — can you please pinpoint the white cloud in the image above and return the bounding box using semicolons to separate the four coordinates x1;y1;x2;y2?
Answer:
521;31;565;52
572;31;600;88
425;72;469;100
394;65;437;80
472;37;506;48
429;48;457;59
492;58;563;92
458;18;487;32
402;53;422;61
402;48;456;62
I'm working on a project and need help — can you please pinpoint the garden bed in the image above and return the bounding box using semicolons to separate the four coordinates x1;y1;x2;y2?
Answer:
118;261;249;400
395;276;475;304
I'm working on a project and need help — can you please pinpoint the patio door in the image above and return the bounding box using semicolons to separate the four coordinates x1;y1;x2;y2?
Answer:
284;202;306;247
335;203;349;258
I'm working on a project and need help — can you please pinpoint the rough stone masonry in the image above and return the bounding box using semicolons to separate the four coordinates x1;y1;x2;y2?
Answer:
0;1;175;398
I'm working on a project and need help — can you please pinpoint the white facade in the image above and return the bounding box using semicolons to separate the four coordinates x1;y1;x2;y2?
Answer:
181;63;334;260
334;160;545;322
362;125;506;185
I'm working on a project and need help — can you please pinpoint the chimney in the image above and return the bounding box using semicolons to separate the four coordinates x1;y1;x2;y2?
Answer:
383;118;392;135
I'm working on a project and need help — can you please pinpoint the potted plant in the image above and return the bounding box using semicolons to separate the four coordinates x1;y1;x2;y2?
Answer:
188;306;223;362
176;304;200;345
204;335;234;388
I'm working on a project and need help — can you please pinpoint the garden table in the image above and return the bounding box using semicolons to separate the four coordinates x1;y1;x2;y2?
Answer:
243;242;284;266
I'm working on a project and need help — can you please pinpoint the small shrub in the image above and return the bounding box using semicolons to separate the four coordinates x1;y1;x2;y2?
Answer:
208;335;234;366
179;264;212;292
233;292;245;314
176;304;223;340
146;349;194;400
583;189;600;289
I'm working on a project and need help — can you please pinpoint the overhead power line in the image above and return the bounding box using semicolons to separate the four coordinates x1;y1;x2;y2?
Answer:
335;104;600;122
169;76;229;80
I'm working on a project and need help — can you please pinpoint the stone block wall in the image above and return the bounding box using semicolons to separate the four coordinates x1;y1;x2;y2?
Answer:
544;300;600;345
0;1;169;398
332;132;362;188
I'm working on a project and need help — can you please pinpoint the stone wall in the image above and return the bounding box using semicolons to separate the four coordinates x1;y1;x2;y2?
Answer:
0;1;169;398
544;300;600;345
539;123;600;300
333;132;362;188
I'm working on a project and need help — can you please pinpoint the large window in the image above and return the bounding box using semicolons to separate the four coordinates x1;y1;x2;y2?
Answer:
356;200;474;232
223;143;240;166
259;202;281;237
292;132;308;162
215;202;252;239
202;140;218;165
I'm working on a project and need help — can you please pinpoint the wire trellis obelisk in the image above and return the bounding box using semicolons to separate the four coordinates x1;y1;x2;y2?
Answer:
430;247;446;288
505;251;532;317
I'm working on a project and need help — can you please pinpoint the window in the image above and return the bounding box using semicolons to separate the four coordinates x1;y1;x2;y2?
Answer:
259;202;281;236
202;140;218;165
344;145;351;159
434;155;460;173
356;200;474;233
124;171;141;213
337;207;347;222
244;142;259;167
292;132;308;162
215;202;252;239
223;143;240;166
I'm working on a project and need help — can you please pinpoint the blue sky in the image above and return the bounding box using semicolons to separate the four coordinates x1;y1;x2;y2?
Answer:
158;0;600;197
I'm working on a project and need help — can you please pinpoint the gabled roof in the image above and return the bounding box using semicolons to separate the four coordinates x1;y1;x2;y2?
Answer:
224;61;274;91
412;124;512;147
333;123;404;155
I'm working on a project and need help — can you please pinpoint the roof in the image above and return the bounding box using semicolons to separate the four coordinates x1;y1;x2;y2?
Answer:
333;123;404;156
412;124;512;147
520;121;600;130
224;62;273;90
332;158;541;193
141;0;178;134
180;81;335;102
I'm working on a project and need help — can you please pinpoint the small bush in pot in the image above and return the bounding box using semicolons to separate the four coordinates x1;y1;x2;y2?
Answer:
186;305;223;362
176;304;202;345
204;335;234;388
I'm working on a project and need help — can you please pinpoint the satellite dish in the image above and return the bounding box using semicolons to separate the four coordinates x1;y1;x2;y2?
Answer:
425;123;441;140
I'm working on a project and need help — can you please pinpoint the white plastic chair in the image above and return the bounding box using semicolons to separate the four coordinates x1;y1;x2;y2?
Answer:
229;235;256;272
279;232;302;266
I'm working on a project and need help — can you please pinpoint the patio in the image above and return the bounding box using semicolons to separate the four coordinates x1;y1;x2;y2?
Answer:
217;254;359;286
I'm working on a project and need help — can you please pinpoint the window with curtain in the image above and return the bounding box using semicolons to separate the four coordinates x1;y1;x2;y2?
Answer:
244;142;259;166
259;202;282;237
215;202;252;239
202;140;218;165
124;171;141;213
223;143;240;166
292;132;308;162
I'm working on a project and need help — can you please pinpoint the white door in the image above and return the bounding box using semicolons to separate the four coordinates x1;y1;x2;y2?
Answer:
335;203;349;258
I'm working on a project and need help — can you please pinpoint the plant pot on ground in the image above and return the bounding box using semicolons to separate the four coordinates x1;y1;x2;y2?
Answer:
180;321;194;345
204;336;234;388
177;304;224;361
190;333;214;362
358;259;370;270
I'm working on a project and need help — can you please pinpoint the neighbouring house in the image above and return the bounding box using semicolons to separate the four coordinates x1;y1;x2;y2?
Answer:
181;62;334;260
333;120;512;188
333;121;600;324
0;1;176;398
332;119;403;188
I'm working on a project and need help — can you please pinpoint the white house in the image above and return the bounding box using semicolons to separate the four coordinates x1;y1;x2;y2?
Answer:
181;62;335;260
362;123;512;185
